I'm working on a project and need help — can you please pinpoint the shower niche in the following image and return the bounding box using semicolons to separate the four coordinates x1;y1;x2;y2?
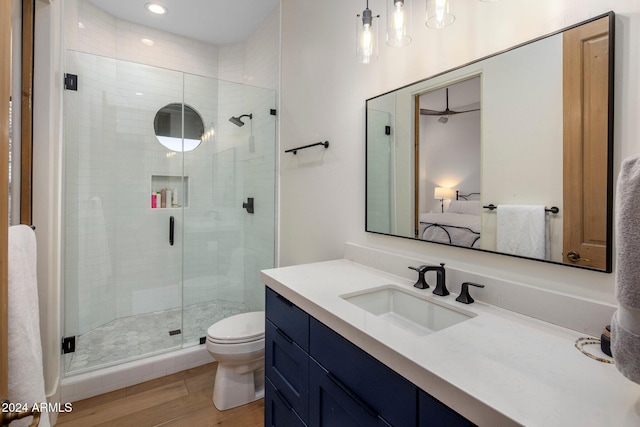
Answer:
151;175;189;209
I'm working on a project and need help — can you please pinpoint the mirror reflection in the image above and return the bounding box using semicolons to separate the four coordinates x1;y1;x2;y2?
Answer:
154;103;205;152
366;13;613;272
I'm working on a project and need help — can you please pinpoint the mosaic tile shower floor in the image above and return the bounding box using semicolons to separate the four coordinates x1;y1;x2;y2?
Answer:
66;299;250;375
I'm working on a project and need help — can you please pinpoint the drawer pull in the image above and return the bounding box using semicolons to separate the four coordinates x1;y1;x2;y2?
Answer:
327;372;379;419
275;389;293;411
276;326;293;343
276;294;294;306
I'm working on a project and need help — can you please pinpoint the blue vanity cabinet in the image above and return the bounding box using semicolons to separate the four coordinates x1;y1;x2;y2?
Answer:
265;377;307;427
309;318;417;427
308;358;392;426
418;390;476;427
265;288;310;424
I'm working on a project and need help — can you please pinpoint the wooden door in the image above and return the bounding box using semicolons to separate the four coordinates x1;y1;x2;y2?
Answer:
414;95;420;238
1;0;12;400
563;15;612;270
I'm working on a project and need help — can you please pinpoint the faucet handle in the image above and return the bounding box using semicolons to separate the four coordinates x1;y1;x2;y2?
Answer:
456;282;485;304
408;265;430;289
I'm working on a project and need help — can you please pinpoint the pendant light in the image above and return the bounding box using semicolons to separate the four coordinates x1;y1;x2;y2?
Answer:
426;0;455;29
357;0;380;64
387;0;412;47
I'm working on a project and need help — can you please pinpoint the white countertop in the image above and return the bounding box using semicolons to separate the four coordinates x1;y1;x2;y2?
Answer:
260;259;640;427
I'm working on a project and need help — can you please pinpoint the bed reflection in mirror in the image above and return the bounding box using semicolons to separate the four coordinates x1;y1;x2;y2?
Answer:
365;13;614;272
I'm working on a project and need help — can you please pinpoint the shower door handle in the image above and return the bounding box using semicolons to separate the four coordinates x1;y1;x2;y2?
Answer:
169;216;175;246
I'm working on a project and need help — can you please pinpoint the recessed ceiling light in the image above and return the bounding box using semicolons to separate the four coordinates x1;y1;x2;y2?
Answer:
78;22;85;29
145;3;167;15
141;38;154;46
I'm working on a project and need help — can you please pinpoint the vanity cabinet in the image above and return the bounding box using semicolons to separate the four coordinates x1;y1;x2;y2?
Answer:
265;287;475;427
265;288;310;424
418;391;474;427
309;317;416;426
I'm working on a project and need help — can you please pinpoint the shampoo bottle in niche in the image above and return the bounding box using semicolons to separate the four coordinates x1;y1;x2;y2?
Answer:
151;193;157;208
161;189;167;208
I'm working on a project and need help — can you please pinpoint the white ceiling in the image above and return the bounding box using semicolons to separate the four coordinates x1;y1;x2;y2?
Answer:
88;0;280;45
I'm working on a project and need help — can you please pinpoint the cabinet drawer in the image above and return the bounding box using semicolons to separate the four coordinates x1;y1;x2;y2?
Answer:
309;359;391;427
266;319;309;422
265;378;307;427
266;287;310;351
309;318;417;427
419;390;476;427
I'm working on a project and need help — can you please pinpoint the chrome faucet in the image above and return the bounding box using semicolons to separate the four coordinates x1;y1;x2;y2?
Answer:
408;263;448;296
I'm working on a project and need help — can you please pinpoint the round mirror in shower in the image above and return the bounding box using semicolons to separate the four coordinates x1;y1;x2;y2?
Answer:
153;103;205;152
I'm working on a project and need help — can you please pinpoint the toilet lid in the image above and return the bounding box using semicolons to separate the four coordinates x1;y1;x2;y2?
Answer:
207;311;265;343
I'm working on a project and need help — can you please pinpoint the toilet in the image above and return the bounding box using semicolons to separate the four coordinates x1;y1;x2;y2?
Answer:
206;311;266;410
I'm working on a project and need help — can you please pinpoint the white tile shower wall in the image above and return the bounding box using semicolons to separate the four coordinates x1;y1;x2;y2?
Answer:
218;43;246;84
112;63;186;320
115;19;219;79
65;0;218;78
63;1;280;330
71;0;117;58
244;5;281;90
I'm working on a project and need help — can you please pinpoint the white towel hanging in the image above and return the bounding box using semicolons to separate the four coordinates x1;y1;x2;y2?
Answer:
7;225;51;427
496;205;546;259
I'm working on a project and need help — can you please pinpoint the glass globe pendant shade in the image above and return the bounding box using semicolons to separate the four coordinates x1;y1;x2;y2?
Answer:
426;0;455;29
357;6;379;64
387;0;412;47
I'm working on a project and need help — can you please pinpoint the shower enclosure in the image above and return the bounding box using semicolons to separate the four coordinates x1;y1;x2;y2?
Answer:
62;51;276;376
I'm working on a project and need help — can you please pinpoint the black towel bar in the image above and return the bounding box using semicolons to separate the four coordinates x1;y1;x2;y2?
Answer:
483;204;559;214
284;141;329;155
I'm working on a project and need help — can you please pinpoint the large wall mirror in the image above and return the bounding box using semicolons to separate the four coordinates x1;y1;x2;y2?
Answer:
366;12;614;272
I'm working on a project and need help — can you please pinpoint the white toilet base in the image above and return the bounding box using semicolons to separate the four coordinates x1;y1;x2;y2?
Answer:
212;363;265;411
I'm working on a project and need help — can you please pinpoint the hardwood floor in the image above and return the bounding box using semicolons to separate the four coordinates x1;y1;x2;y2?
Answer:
56;363;264;426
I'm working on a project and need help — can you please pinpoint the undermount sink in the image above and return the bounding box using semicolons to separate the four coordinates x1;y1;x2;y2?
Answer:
341;285;475;335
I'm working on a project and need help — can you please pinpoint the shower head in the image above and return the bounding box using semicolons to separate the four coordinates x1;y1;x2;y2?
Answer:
229;113;253;127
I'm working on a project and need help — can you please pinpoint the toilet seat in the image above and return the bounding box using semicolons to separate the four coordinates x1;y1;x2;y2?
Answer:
207;311;265;344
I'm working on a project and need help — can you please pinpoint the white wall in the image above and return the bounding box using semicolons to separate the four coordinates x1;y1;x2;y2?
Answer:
419;111;480;214
33;0;64;408
280;0;640;308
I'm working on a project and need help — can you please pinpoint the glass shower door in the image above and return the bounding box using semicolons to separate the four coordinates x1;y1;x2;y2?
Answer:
180;75;277;345
63;52;277;375
63;52;186;374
